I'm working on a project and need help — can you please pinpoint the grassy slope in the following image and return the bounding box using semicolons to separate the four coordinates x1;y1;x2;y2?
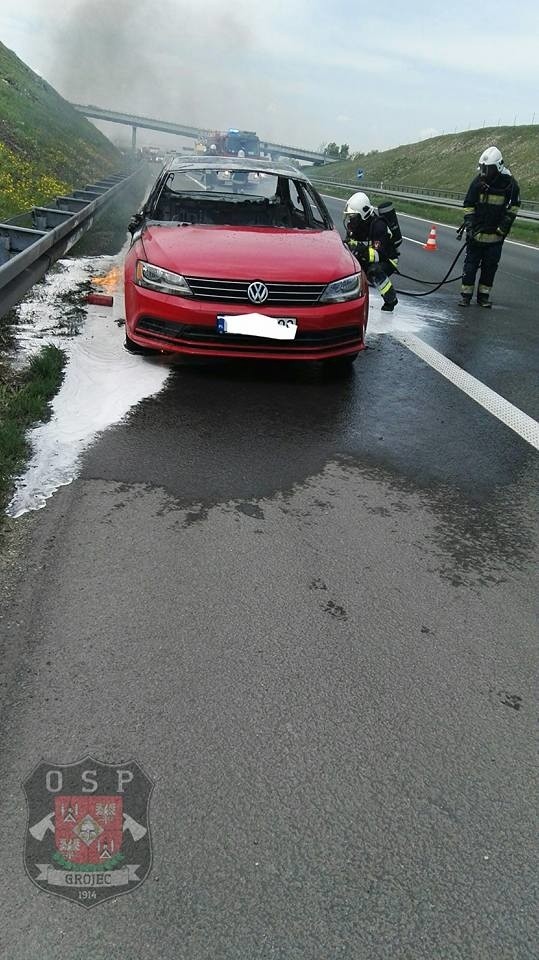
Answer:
0;41;121;219
315;126;539;200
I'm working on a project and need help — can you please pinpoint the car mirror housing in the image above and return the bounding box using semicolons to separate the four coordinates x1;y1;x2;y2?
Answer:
128;213;143;235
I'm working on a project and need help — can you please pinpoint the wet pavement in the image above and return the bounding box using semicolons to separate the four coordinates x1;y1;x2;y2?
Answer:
0;203;538;959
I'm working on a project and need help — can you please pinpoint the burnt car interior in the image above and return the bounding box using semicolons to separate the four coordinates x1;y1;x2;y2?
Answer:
142;171;331;230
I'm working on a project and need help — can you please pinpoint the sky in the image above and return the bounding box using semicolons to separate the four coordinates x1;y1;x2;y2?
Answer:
1;0;538;154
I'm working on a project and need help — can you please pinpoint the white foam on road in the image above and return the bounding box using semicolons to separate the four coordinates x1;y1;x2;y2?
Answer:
6;255;170;518
11;258;94;364
367;291;457;337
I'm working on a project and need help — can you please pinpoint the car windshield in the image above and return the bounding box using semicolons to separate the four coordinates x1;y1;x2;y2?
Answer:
148;167;331;230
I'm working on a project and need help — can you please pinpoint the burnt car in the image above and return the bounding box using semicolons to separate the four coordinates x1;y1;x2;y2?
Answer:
124;157;368;366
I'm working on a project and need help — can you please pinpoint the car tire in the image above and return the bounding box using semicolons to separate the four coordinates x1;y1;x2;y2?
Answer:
124;331;155;355
324;353;359;374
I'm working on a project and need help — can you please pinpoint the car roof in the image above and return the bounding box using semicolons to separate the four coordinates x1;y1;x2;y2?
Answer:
166;155;310;181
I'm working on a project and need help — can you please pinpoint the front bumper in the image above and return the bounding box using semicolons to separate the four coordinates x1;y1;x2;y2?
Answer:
125;284;368;361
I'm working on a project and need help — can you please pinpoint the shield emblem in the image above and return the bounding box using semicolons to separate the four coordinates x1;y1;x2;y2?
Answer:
23;757;153;908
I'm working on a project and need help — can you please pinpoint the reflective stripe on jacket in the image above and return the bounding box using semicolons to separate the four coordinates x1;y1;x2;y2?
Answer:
463;172;520;242
347;215;398;263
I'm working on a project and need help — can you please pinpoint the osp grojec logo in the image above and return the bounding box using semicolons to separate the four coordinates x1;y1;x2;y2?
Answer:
23;756;153;908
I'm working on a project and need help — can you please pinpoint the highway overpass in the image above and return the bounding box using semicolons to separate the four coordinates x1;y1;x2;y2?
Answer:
71;104;330;165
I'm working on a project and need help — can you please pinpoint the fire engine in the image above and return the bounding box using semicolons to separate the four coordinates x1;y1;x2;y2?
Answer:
204;129;261;158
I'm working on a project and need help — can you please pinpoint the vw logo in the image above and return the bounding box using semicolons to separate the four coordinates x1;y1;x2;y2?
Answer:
247;281;269;304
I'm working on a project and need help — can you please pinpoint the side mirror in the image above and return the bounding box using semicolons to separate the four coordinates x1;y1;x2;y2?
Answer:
128;213;143;235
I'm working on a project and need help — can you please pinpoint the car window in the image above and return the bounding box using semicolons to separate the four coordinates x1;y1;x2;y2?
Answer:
288;180;308;221
148;167;329;230
301;183;328;227
168;169;279;198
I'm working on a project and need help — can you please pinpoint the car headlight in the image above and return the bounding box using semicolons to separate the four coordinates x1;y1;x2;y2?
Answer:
135;260;194;297
319;273;362;303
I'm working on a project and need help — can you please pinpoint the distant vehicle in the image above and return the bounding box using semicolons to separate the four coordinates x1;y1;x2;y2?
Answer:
140;146;164;163
124;157;368;367
205;129;261;158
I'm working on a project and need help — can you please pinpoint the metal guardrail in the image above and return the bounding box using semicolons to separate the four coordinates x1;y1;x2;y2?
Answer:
0;168;141;320
311;178;539;221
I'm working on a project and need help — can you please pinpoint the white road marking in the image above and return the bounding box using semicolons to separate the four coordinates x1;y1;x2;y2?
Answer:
492;237;538;251
402;235;425;246
396;212;539;251
396;333;539;450
185;172;207;190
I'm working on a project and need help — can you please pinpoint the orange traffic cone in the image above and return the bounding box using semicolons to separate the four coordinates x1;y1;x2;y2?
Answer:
423;225;438;251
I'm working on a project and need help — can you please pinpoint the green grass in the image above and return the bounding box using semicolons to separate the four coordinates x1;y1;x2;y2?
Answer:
314;183;539;246
0;40;121;219
315;125;539;200
0;346;66;516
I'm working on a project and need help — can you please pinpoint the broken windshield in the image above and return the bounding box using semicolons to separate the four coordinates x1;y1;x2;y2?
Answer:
165;168;279;197
149;168;330;229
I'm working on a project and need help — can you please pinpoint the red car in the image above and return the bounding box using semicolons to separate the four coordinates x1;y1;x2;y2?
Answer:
124;157;368;366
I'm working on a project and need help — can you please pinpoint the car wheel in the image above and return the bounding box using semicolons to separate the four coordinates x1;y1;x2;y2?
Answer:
324;353;359;374
124;331;155;355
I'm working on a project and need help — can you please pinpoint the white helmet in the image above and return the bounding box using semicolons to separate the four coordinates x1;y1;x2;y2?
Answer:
478;146;509;175
344;192;375;225
209;143;217;152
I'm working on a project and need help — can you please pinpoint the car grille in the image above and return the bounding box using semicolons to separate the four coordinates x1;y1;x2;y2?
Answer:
183;277;326;307
136;317;361;352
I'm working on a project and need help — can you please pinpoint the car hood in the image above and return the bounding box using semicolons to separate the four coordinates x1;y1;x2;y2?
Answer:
140;225;357;283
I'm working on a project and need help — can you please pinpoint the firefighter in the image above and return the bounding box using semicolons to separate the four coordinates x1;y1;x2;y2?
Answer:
343;192;399;311
458;146;520;308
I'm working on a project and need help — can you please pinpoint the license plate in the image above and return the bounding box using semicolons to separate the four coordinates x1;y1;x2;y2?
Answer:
217;313;297;340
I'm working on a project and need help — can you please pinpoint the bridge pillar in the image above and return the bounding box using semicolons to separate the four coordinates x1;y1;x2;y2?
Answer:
131;125;137;152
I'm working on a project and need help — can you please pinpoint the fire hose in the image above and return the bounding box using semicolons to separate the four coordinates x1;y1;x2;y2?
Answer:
393;242;467;297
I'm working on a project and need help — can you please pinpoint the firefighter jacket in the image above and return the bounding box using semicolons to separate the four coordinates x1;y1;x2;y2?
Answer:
346;215;399;267
463;172;520;244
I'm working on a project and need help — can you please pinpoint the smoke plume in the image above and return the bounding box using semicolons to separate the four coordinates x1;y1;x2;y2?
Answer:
45;0;269;144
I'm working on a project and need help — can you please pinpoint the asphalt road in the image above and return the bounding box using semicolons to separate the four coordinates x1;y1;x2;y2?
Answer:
0;197;538;959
